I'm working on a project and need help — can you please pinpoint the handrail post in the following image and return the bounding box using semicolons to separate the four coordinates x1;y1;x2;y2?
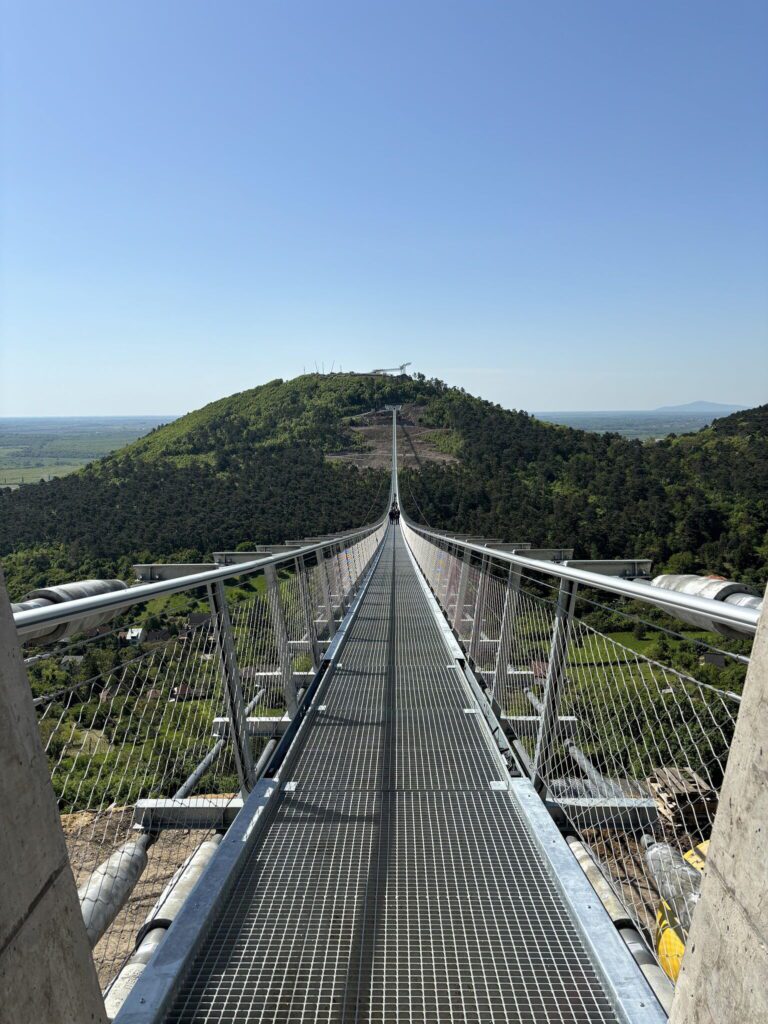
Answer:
264;564;298;718
331;543;347;614
492;564;522;704
347;543;360;598
532;578;578;794
441;542;457;609
207;581;255;793
468;553;491;668
295;554;321;670
452;547;472;633
439;542;453;607
318;548;336;636
341;543;353;607
431;541;442;592
334;542;347;610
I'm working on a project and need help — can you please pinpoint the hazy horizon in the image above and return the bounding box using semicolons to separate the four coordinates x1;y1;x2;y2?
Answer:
0;386;754;421
0;393;754;420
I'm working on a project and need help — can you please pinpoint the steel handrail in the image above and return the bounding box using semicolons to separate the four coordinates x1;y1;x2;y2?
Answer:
12;517;387;637
403;522;761;635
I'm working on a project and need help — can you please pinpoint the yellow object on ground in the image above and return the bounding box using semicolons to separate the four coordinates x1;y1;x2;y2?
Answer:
655;840;709;981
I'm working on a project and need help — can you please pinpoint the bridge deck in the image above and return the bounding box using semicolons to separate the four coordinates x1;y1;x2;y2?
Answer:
162;529;623;1023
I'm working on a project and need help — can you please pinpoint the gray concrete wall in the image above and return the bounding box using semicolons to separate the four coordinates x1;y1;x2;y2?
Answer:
671;584;768;1024
0;569;107;1024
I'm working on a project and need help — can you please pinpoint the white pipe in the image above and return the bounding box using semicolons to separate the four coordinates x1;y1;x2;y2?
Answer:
566;836;675;1014
650;574;762;637
104;836;223;1018
12;579;129;641
79;834;151;948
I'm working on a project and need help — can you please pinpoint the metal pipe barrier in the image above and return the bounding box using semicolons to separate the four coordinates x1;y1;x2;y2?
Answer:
403;524;760;636
401;517;755;988
16;516;386;991
103;835;224;1019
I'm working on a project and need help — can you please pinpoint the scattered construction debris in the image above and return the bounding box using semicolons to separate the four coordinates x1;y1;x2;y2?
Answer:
648;768;718;832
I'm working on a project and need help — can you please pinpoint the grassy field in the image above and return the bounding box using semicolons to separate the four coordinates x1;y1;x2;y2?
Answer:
0;416;174;486
570;628;714;661
0;460;88;485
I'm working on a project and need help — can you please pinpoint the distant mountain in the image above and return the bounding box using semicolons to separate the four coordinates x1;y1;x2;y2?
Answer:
0;376;766;597
654;401;746;413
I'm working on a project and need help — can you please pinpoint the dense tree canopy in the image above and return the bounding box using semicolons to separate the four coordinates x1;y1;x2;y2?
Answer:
1;374;766;598
399;394;768;586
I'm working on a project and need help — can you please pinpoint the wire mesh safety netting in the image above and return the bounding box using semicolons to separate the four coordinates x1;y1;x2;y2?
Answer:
24;525;385;990
404;522;750;985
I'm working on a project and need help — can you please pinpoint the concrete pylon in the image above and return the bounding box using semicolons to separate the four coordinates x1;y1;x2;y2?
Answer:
0;569;107;1023
670;584;768;1024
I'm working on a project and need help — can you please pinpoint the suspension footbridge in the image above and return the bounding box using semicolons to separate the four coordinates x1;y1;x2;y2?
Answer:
2;410;765;1024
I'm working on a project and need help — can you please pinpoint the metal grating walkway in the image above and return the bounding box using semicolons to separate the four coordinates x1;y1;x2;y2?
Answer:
162;529;623;1023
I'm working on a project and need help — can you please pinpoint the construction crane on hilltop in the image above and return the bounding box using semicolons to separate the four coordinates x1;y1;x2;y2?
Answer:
369;362;412;375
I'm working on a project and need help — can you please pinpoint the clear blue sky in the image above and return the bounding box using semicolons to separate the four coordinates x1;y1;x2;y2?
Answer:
2;1;766;415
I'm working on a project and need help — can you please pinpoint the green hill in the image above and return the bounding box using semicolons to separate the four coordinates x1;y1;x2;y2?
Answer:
0;375;431;596
1;374;766;599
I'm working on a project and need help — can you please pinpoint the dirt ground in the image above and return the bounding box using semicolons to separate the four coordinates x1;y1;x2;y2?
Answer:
583;814;707;943
325;405;458;471
63;807;223;988
584;828;659;936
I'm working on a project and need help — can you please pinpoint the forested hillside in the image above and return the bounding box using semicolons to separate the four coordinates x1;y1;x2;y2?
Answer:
399;393;768;586
0;375;427;597
1;374;766;598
